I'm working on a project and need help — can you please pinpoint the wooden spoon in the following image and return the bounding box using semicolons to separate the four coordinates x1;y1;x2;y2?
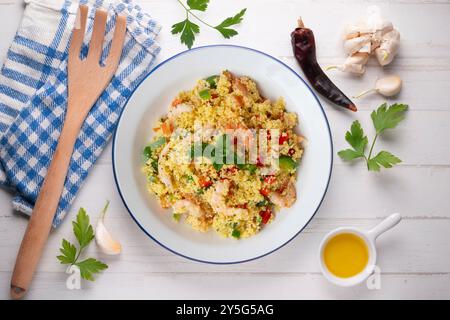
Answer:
10;5;126;299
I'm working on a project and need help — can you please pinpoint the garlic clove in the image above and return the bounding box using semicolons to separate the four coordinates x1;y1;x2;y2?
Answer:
344;35;372;55
343;21;366;40
354;75;402;98
349;52;370;65
359;41;372;54
342;63;366;75
375;75;402;97
375;29;400;66
327;52;369;75
95;201;122;255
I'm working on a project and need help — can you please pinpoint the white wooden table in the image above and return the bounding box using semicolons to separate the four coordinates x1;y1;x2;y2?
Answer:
1;0;450;300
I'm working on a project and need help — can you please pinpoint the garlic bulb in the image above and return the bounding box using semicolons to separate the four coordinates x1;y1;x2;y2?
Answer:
354;75;403;98
332;6;401;74
95;201;122;255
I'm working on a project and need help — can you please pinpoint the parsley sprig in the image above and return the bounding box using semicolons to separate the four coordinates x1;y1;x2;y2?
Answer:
172;0;246;49
57;207;107;281
338;103;408;171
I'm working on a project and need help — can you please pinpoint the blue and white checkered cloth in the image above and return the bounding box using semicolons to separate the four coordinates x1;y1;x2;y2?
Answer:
0;0;160;227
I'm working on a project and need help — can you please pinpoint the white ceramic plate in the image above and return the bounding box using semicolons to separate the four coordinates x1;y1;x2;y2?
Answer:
113;45;332;264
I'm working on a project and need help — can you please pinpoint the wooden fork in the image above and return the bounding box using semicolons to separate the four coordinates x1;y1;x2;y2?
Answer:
10;5;126;299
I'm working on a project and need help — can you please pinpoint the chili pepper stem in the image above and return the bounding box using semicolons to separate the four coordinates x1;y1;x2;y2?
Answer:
297;18;304;28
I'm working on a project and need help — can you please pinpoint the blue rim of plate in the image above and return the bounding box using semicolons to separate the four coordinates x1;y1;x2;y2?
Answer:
112;44;333;264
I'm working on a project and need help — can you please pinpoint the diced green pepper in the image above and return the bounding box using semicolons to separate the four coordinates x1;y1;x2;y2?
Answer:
256;215;263;225
149;136;166;150
205;75;219;89
173;213;181;221
213;162;223;171
256;199;268;207
231;229;241;239
143;146;152;162
279;155;297;171
151;159;158;173
199;88;211;100
143;137;166;163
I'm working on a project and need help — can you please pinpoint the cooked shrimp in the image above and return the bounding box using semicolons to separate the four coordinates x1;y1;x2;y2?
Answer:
269;181;296;208
167;103;192;119
173;199;204;217
232;78;249;96
158;143;173;189
210;180;248;217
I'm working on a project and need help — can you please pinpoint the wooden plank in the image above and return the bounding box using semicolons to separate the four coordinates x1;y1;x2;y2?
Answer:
1;216;449;274
96;109;450;165
2;160;449;223
0;272;448;299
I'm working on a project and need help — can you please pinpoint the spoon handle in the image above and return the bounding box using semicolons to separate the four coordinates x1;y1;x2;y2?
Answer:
367;213;402;241
10;120;80;299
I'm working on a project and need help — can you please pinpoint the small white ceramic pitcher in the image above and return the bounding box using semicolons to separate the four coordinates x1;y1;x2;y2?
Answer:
319;213;402;287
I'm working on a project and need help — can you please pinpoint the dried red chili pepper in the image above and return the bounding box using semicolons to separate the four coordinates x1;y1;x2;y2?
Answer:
291;19;357;112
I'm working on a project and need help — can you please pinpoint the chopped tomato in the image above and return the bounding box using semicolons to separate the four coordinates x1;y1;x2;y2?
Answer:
171;98;182;107
288;148;295;156
259;208;272;224
211;93;218;99
279;132;289;145
226;166;238;174
264;175;276;185
259;188;270;197
256;157;264;167
235;203;248;209
199;177;213;188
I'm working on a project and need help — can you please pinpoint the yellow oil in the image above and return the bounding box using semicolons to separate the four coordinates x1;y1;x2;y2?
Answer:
323;233;369;278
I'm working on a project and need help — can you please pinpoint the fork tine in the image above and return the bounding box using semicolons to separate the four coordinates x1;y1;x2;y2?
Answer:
105;15;126;71
68;5;88;63
87;8;108;63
